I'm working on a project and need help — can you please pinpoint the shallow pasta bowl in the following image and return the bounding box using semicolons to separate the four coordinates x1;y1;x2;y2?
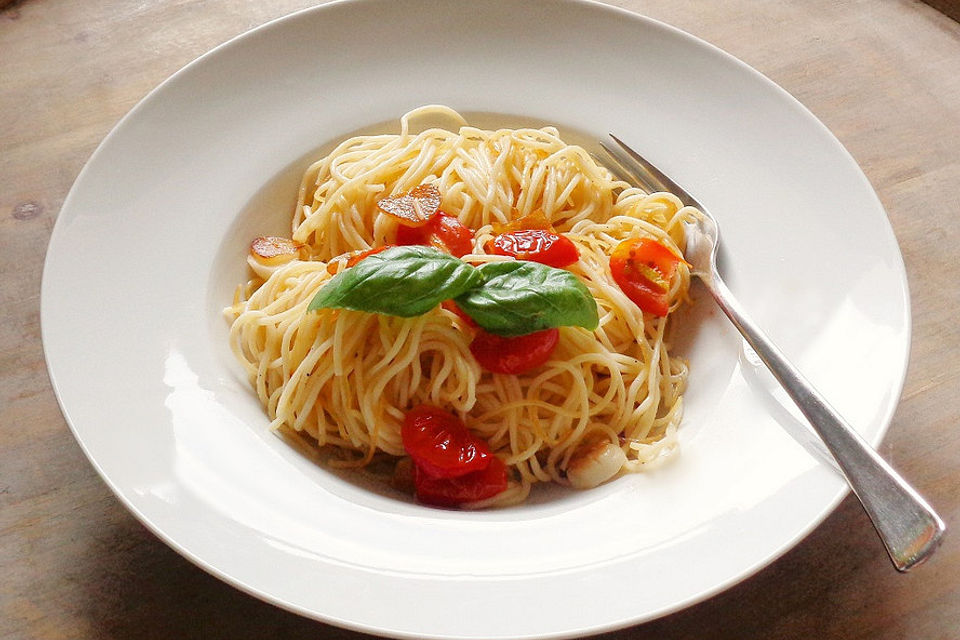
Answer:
41;0;911;637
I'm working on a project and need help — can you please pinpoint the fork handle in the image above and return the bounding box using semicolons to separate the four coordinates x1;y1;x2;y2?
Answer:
703;273;945;571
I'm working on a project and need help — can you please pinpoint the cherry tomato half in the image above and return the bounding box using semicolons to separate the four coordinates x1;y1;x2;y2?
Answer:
469;328;559;374
414;456;508;507
609;237;682;317
490;230;579;268
396;212;475;258
402;405;491;479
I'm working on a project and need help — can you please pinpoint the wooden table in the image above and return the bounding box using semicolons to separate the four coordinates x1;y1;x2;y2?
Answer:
2;1;959;638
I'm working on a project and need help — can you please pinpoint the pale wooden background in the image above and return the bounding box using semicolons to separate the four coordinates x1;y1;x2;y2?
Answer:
2;1;959;638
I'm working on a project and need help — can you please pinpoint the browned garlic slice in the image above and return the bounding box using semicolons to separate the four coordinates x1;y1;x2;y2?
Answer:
248;236;304;279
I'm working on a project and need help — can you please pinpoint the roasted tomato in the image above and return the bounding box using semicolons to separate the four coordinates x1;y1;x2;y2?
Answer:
490;229;579;267
402;405;492;479
377;184;441;227
396;212;475;257
609;237;682;317
326;245;392;274
413;456;508;507
469;328;559;374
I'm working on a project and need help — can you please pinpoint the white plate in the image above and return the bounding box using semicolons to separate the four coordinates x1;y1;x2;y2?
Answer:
42;1;910;638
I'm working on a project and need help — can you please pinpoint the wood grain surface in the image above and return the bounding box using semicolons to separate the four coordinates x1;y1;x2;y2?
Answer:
2;1;959;638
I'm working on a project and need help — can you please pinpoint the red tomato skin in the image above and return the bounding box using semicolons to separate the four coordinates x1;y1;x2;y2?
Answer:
490;230;579;267
396;212;475;258
469;328;559;374
414;456;508;507
609;238;680;317
395;223;434;248
432;214;475;258
614;274;669;317
402;405;491;478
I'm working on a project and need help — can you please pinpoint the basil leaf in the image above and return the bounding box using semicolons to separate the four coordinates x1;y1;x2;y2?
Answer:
454;261;599;336
308;246;484;317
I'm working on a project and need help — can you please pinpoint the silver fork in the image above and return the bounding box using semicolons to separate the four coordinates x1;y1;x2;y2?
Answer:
601;134;945;572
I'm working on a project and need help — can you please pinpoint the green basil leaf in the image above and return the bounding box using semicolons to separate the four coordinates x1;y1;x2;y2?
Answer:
454;261;599;336
308;246;484;317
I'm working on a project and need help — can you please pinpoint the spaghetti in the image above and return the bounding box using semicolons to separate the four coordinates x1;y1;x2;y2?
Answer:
227;106;695;506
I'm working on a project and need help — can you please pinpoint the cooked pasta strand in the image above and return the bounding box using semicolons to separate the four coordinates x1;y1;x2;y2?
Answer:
227;107;693;504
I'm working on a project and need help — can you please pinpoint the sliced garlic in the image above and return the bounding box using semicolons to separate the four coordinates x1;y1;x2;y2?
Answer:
248;236;303;279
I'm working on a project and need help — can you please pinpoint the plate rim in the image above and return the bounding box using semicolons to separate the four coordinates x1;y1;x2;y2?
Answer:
40;0;911;637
